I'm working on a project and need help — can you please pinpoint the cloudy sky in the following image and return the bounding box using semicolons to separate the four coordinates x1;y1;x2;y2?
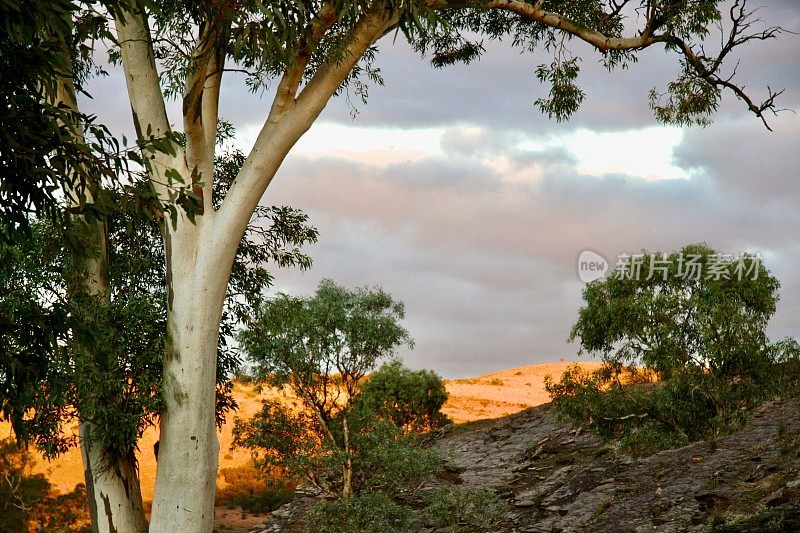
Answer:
83;1;800;378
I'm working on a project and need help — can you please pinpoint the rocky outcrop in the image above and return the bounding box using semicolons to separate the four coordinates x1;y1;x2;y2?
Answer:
255;397;800;532
435;398;800;532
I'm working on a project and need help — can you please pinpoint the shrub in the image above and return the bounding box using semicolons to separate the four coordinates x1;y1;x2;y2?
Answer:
0;438;50;533
346;416;444;496
417;486;508;531
306;492;412;533
355;360;450;433
306;486;508;533
231;399;321;481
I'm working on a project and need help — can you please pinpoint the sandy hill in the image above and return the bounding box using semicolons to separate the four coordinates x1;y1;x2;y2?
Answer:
1;361;599;502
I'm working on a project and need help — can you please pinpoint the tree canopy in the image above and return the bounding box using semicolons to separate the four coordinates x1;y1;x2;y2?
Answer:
548;243;795;454
570;243;779;379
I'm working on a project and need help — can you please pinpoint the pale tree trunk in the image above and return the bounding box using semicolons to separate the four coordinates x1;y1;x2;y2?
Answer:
113;5;393;530
80;423;149;533
147;218;227;532
56;70;149;533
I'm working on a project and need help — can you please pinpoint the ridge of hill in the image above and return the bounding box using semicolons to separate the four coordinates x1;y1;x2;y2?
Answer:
433;397;800;532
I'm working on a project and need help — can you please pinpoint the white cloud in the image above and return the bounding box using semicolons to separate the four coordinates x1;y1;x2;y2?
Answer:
239;120;691;185
537;127;689;181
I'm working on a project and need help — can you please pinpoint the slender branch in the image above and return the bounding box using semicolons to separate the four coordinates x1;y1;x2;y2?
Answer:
268;1;339;123
425;0;661;51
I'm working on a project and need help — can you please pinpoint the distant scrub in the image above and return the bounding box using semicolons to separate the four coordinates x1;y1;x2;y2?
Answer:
307;486;507;533
215;464;294;514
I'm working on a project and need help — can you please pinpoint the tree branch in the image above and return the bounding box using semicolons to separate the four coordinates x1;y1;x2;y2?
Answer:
114;6;180;197
213;8;393;267
268;1;339;123
427;0;786;128
183;19;226;213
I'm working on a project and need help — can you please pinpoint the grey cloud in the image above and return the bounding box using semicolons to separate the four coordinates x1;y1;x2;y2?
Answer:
675;114;800;207
261;118;799;377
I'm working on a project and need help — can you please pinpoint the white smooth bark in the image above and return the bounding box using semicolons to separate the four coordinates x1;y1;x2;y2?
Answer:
148;215;227;532
80;423;149;533
115;6;393;531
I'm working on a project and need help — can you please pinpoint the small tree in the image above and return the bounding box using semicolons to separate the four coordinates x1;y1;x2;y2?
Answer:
549;244;784;451
570;243;778;380
239;279;413;498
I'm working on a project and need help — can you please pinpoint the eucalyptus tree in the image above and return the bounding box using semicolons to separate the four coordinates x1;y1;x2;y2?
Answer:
80;0;788;529
0;145;317;532
1;2;150;529
239;279;413;498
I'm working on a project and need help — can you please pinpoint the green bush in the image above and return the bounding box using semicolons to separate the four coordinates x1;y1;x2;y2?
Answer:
306;492;412;533
307;486;508;533
346;416;444;496
231;399;321;481
354;359;450;433
417;486;508;531
550;245;798;454
545;361;784;455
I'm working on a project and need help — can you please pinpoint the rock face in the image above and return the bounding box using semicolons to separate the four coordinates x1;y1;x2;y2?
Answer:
434;398;800;532
257;397;800;532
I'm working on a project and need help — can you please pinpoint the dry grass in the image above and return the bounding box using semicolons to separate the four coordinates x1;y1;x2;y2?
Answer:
0;360;600;530
441;361;602;423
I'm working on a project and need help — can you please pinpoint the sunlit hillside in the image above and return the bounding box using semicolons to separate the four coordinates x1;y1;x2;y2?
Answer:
0;361;601;502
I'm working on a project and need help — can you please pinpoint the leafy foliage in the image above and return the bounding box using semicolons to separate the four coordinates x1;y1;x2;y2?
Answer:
354;359;450;433
234;283;461;508
240;279;412;426
232;399;323;480
417;486;508;531
306;491;413;533
139;0;785;133
0;0;123;246
534;58;586;122
0;146;318;461
548;244;797;455
569;244;777;379
345;415;444;496
306;485;508;533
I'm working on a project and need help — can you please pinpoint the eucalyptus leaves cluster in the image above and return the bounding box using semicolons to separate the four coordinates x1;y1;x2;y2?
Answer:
548;243;798;454
0;143;318;460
